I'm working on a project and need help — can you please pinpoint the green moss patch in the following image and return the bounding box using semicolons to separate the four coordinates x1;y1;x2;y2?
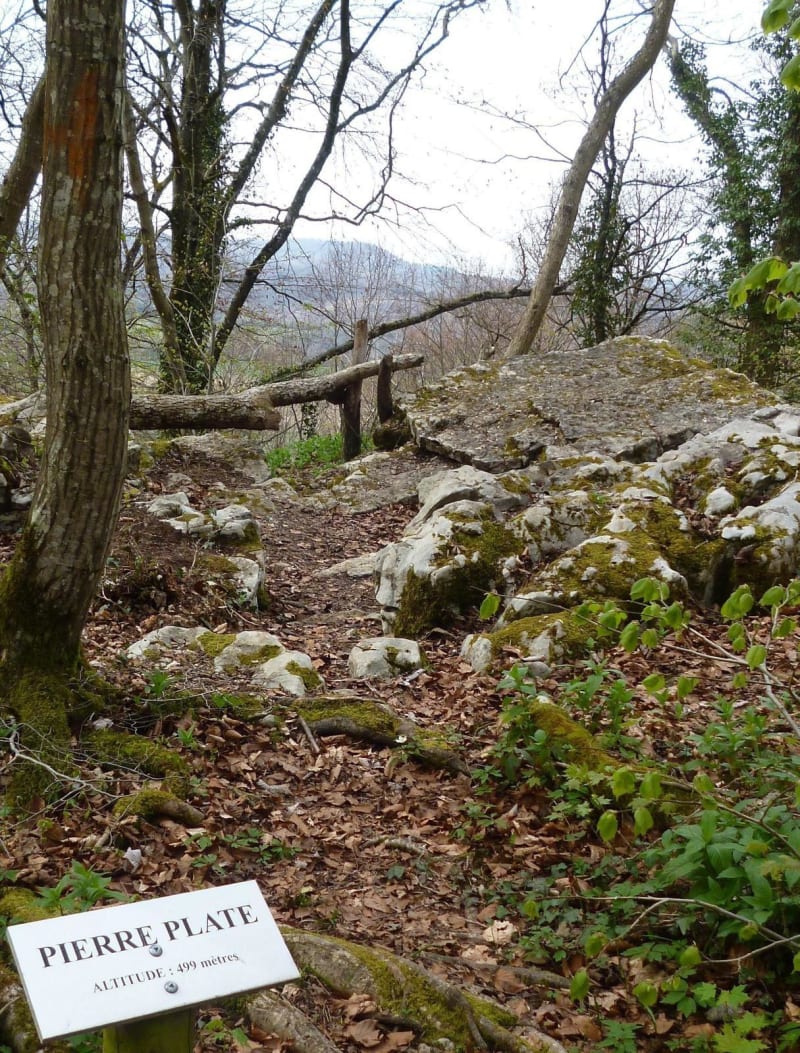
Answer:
483;609;596;665
84;729;188;789
284;660;323;691
196;631;238;658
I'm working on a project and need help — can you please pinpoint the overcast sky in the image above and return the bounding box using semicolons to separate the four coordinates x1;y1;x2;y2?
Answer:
303;0;765;272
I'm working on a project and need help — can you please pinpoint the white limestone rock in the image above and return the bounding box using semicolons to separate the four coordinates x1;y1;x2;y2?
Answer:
146;492;193;517
251;650;324;696
212;630;284;673
348;637;426;679
125;625;206;660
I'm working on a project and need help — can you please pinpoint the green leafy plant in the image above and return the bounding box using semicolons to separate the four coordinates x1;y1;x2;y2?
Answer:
265;432;372;479
36;862;128;915
483;575;800;1048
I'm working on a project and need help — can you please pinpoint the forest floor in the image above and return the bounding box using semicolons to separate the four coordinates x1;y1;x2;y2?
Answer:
0;439;796;1053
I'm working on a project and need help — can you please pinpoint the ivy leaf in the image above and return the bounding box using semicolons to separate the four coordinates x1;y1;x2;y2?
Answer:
569;968;590;1002
773;616;796;638
741;256;788;290
597;810;618;843
763;0;794;32
640;771;662;800
634;806;654;837
642;672;666;696
759;585;786;607
776;261;800;292
745;644;767;670
584;931;607;958
676;675;698;700
611;767;636;799
721;586;754;619
619;621;640;652
782;52;800;90
776;297;800;321
728;276;748;308
633;980;659;1008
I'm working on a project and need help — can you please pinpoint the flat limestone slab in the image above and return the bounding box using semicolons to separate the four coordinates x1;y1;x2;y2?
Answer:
401;337;776;471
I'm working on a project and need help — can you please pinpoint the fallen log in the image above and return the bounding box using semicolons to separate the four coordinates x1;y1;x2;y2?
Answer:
266;352;423;407
129;387;281;431
1;354;424;430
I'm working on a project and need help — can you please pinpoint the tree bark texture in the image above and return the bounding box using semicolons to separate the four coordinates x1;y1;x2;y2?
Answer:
0;0;129;675
339;318;368;459
503;0;676;358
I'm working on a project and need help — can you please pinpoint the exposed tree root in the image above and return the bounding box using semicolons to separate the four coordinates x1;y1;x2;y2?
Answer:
113;786;204;825
247;928;567;1053
0;962;69;1053
249;989;340;1053
296;696;468;775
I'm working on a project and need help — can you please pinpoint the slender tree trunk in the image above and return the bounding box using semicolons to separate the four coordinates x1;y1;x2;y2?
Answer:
503;0;675;358
0;0;129;800
0;75;44;272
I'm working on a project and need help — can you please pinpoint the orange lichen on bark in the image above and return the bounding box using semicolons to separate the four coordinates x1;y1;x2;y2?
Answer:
67;67;100;185
43;67;100;192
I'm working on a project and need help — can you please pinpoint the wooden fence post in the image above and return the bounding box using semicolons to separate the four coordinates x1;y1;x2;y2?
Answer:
102;1010;194;1053
339;318;369;461
376;353;394;423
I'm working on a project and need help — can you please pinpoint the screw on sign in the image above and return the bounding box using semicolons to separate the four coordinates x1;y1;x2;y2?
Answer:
6;880;299;1051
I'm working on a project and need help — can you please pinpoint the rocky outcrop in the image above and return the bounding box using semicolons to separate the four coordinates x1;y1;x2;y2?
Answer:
374;340;800;674
374;465;531;635
400;336;776;471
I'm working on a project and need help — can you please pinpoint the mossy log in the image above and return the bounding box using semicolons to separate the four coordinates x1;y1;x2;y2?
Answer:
296;696;468;775
248;929;567;1053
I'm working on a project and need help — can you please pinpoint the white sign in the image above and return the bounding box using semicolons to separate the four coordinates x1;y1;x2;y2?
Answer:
6;879;299;1040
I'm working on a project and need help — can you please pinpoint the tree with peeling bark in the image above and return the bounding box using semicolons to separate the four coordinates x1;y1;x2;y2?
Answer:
503;0;676;360
0;0;129;804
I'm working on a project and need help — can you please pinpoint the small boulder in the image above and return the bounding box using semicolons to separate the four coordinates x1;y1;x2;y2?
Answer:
348;637;427;679
252;651;324;696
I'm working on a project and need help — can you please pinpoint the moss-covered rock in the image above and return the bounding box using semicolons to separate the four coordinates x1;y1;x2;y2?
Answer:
526;700;618;772
462;608;596;673
372;413;411;451
390;513;519;637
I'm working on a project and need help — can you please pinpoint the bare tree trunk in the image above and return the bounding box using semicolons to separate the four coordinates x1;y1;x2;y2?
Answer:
0;0;128;801
503;0;676;358
0;75;44;271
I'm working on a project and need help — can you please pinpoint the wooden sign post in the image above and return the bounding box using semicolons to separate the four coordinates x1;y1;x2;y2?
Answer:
102;1010;194;1053
7;880;299;1048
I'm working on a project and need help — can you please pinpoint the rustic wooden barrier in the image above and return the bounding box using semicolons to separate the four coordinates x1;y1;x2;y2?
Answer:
1;338;423;462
